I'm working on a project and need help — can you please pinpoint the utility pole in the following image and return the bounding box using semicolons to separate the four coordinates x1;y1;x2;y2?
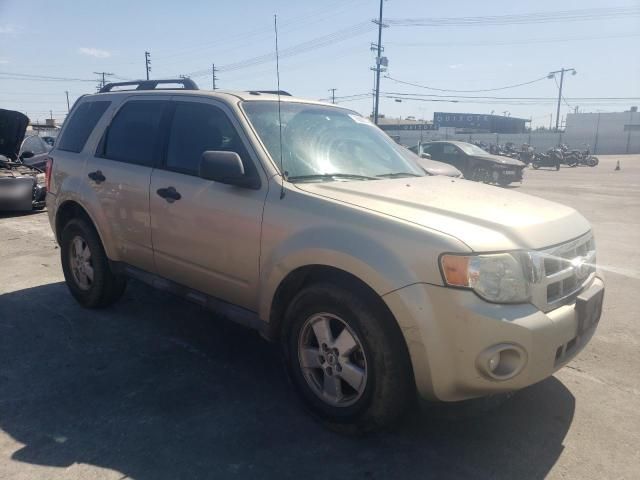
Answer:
548;67;576;131
94;72;114;91
549;113;552;130
212;64;218;90
145;51;152;80
328;88;337;104
372;0;387;124
65;91;70;113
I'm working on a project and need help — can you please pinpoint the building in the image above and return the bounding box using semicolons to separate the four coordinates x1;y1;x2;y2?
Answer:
565;107;639;154
433;112;528;134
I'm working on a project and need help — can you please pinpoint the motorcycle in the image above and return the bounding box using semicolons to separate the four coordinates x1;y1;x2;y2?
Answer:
532;148;563;170
559;144;580;167
517;144;535;165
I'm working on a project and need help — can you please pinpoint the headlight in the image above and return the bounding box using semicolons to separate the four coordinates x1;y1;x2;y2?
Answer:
440;253;532;303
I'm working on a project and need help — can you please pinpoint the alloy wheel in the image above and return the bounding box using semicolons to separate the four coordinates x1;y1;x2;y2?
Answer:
297;313;368;407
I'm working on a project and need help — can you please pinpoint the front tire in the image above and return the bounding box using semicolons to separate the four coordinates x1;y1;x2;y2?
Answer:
60;218;127;308
283;283;413;432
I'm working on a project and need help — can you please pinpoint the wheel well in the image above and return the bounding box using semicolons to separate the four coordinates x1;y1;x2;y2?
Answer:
269;265;394;341
55;201;93;244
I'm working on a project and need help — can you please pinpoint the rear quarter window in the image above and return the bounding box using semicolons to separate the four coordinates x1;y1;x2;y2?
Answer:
57;101;111;153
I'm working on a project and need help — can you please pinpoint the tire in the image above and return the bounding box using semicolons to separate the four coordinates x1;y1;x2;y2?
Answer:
470;166;490;183
532;162;541;170
589;156;599;167
60;217;127;308
283;282;413;433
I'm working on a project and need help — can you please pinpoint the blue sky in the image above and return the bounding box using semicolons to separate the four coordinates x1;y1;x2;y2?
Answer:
1;0;638;127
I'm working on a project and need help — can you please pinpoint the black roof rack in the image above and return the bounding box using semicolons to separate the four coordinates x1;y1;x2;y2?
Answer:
248;90;292;96
99;78;199;93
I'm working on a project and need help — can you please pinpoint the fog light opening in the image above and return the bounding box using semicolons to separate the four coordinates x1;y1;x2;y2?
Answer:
477;344;526;381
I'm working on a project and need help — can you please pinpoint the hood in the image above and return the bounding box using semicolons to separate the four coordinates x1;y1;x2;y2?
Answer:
414;158;462;177
0;109;29;160
295;176;590;251
473;154;525;167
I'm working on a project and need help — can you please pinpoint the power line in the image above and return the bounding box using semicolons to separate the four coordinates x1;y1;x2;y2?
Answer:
386;6;640;27
185;22;374;77
0;72;95;82
386;32;640;48
384;74;549;93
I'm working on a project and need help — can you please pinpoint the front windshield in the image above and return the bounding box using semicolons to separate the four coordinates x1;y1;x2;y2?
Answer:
242;101;424;181
458;143;490;156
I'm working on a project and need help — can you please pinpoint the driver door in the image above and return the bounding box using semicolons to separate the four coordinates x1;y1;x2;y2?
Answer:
441;143;466;170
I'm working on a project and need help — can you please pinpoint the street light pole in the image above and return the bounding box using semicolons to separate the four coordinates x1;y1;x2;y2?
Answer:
549;67;576;131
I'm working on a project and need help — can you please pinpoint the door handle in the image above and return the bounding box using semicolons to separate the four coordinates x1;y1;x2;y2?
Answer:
88;170;106;184
156;186;182;203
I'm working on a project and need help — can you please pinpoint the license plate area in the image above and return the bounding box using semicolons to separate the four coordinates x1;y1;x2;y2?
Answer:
575;284;604;336
504;170;516;175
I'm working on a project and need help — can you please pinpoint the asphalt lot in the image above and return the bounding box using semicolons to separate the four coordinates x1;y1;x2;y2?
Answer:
1;155;639;480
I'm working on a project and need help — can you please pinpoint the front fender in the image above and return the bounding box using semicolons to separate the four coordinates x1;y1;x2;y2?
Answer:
259;226;422;322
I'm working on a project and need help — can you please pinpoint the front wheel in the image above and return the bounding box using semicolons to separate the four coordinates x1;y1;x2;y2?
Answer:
588;156;599;167
283;283;413;432
532;161;541;170
60;218;127;308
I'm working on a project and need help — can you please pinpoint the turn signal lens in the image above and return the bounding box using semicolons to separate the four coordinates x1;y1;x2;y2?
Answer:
440;255;470;287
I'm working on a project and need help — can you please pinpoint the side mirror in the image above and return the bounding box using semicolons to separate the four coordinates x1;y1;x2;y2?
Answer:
420;153;431;159
20;150;35;159
199;151;259;189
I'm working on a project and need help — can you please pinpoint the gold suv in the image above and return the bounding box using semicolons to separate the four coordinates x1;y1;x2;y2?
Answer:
45;79;604;431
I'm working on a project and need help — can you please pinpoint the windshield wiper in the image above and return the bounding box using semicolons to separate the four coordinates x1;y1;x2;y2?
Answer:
287;173;379;182
376;172;422;178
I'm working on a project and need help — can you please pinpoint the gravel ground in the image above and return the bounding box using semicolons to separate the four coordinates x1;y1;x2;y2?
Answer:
0;155;638;480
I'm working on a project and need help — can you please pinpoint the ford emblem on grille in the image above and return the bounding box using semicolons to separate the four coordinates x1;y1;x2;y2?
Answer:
571;257;590;279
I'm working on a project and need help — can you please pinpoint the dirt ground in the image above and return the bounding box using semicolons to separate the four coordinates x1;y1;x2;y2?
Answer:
1;155;638;480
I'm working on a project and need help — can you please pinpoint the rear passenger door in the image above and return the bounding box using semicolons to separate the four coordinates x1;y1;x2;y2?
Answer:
87;96;170;273
149;98;267;310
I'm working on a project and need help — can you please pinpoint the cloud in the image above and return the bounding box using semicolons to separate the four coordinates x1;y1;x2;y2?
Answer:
448;63;463;69
0;25;16;34
0;59;9;64
78;47;112;58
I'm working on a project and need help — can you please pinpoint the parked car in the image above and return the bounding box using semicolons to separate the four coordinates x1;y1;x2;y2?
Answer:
46;79;604;432
411;140;525;186
42;136;56;147
397;145;462;177
0;109;47;211
19;134;52;170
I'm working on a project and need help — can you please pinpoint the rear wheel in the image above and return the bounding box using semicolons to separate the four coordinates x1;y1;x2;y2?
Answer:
60;218;126;308
283;283;413;432
470;165;491;183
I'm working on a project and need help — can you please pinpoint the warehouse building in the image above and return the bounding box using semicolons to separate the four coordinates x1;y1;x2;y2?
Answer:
564;107;639;154
433;112;529;134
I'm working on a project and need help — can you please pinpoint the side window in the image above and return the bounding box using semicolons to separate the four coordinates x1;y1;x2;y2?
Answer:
443;144;458;155
423;144;440;155
166;102;254;176
104;100;166;166
57;101;110;153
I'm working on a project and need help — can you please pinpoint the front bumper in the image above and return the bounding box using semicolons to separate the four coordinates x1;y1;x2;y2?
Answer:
383;275;604;402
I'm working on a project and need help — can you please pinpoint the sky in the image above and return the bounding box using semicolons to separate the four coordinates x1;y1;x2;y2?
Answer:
1;0;639;127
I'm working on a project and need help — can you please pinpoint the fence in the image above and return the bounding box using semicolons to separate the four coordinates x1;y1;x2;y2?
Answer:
387;127;640;155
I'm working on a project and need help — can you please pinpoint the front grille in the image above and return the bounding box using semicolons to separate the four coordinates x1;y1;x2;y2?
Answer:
530;233;596;312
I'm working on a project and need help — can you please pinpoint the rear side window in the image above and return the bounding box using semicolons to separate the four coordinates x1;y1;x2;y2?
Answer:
104;100;166;167
57;101;110;153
